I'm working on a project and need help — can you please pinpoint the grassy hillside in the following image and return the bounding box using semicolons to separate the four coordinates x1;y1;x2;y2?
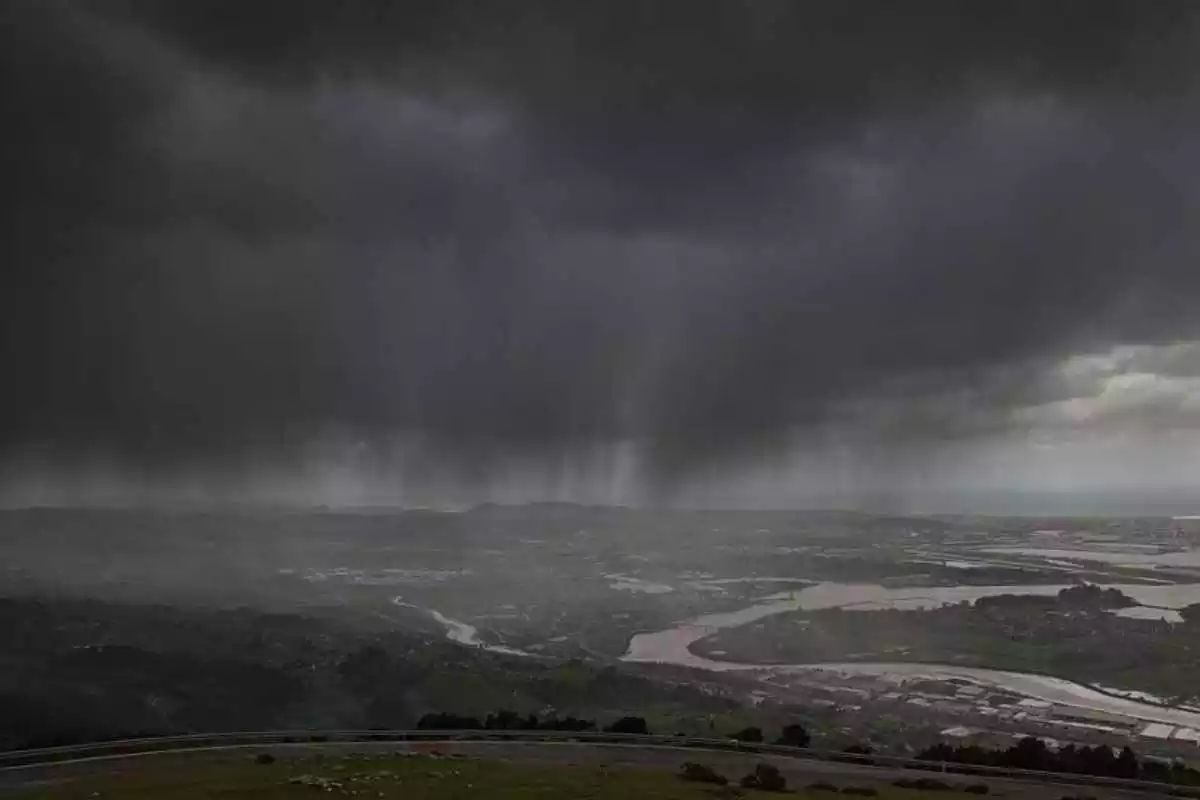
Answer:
0;595;746;749
8;752;984;800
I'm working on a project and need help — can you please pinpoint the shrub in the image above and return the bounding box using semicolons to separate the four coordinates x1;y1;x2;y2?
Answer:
963;784;990;795
679;762;728;786
894;777;954;791
605;716;649;735
840;787;878;796
730;726;764;743
810;782;840;793
255;753;276;765
776;723;811;748
740;763;787;792
416;713;482;730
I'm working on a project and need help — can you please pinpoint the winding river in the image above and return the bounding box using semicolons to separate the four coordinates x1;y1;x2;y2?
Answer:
394;598;535;658
399;580;1200;728
621;580;1200;729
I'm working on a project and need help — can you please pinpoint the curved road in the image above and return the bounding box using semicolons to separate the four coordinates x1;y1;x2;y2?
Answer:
0;735;1186;798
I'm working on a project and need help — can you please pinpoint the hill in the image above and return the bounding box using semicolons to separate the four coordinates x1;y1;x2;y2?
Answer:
3;750;1024;800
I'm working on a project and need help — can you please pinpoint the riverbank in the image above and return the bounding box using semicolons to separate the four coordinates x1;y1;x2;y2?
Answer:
399;580;1200;728
620;581;1200;728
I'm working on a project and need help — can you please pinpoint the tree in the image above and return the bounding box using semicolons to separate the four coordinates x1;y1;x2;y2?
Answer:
916;743;954;763
1114;746;1140;779
605;716;649;735
776;723;810;748
538;715;595;731
416;712;481;730
485;710;522;730
1057;584;1134;609
1076;744;1115;777
731;726;763;743
1000;737;1052;772
1181;603;1200;625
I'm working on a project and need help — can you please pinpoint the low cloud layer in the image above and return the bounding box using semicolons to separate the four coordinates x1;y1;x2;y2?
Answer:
5;1;1200;502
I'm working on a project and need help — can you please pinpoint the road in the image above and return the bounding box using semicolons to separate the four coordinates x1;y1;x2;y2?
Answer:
0;739;1180;798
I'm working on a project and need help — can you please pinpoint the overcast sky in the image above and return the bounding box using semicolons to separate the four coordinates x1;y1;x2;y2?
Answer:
5;1;1200;511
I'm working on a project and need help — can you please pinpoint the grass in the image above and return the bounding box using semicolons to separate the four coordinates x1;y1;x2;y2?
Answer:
8;752;984;800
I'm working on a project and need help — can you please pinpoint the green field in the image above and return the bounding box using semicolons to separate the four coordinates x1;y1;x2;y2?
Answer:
9;753;980;800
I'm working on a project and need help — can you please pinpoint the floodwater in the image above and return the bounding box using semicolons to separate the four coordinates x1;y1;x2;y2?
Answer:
298;567;470;584
776;664;1200;729
621;580;1200;726
603;573;675;594
983;547;1200;568
396;573;1200;724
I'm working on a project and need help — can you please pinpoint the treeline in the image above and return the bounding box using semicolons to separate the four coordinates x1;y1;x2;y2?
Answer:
1055;584;1135;609
414;712;812;747
415;710;601;732
918;738;1200;786
975;585;1135;612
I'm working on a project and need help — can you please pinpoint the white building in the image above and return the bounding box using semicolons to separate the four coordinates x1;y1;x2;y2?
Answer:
1141;723;1176;740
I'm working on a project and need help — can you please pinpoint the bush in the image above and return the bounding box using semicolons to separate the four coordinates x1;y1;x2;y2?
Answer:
484;710;526;730
810;782;840;793
539;716;596;732
840;787;878;796
963;784;990;795
605;716;649;735
416;713;482;730
776;723;811;748
740;763;786;792
894;777;954;791
680;762;728;786
730;726;764;743
254;753;276;765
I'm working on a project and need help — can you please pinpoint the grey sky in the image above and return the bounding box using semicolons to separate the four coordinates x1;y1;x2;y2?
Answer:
4;1;1200;508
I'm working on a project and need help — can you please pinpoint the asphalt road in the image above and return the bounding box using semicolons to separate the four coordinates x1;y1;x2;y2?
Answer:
0;740;1178;798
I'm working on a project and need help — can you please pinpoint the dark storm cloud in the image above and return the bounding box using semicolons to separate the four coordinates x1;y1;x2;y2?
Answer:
116;1;1195;107
4;0;1200;483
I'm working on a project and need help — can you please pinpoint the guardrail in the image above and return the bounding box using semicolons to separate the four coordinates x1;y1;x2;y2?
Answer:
2;730;1197;796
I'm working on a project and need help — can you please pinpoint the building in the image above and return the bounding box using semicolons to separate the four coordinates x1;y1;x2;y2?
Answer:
1141;723;1175;740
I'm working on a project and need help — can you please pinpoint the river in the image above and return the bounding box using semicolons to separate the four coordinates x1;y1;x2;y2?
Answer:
621;580;1200;728
393;598;535;658
398;580;1200;727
